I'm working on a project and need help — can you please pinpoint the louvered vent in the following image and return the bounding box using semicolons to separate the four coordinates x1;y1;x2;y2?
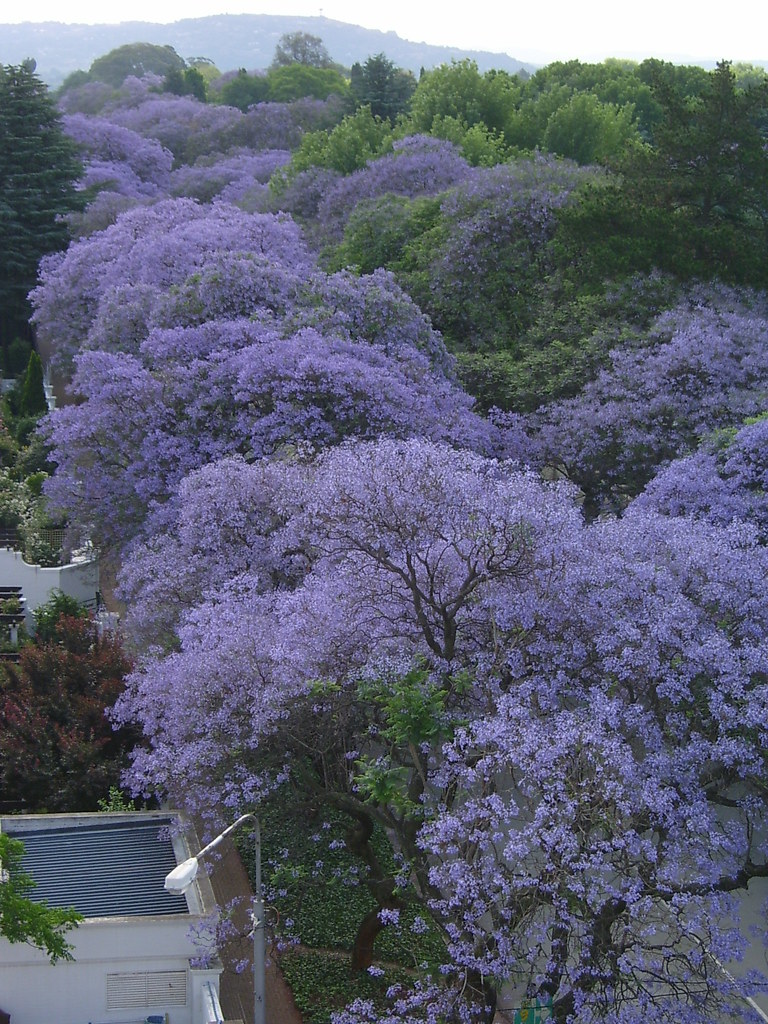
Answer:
106;970;187;1008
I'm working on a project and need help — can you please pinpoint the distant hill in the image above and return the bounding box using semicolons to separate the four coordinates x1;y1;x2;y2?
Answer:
0;14;538;87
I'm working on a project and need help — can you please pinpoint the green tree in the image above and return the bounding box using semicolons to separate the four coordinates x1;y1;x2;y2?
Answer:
542;92;638;164
163;65;207;102
0;832;81;962
270;31;334;69
218;69;270;112
0;63;83;351
520;59;658;140
266;64;349;103
32;590;89;643
408;60;521;138
19;349;47;417
272;106;393;195
88;42;186;87
350;54;416;121
558;61;768;288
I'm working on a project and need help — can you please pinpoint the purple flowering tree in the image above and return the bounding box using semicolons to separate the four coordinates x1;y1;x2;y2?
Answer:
35;197;487;553
317;135;474;242
634;414;768;538
417;507;768;1023
30;198;313;368
63;113;173;197
110;95;244;163
235;95;346;151
168;147;290;205
531;287;768;514
42;324;488;551
113;439;768;1023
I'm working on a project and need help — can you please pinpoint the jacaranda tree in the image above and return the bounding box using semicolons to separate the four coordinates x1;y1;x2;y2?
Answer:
528;286;768;514
113;439;768;1024
34;200;490;552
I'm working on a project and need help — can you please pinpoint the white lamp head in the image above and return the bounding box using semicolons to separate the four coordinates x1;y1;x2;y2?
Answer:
164;856;199;894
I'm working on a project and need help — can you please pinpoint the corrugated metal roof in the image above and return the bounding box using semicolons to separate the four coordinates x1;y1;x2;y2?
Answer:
6;818;190;918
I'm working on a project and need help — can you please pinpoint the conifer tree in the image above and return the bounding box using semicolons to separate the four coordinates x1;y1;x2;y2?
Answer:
0;62;83;351
19;349;47;417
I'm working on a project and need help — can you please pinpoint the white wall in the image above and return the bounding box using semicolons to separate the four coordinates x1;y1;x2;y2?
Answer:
0;547;99;629
0;917;219;1024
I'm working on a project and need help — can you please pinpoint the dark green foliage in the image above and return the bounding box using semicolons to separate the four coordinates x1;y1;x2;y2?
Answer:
558;62;768;289
33;590;89;643
238;794;444;1024
350;54;416;121
56;69;91;96
219;63;348;111
0;63;83;349
243;799;441;960
455;273;681;412
19;350;47;417
0;832;81;962
164;65;207;102
2;336;32;378
218;69;270;112
636;58;710;105
332;194;442;276
271;31;334;70
88;42;186;87
279;950;412;1024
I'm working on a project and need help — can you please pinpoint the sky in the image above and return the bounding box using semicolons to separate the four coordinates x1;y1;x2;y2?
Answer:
2;0;767;66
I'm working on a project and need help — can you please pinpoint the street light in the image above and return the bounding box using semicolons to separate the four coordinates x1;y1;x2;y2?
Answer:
165;813;265;1024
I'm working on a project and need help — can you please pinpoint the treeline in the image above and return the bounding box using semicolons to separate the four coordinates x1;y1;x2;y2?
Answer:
3;38;768;1022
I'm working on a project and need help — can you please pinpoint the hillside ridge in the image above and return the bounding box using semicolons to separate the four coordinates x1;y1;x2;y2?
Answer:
0;13;537;86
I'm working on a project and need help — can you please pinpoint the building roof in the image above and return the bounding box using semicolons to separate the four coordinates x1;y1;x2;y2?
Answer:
3;816;190;919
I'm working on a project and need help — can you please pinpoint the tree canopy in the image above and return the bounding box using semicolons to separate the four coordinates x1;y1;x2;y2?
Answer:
270;31;334;70
0;610;134;812
350;54;416;121
14;43;768;1024
558;61;768;288
88;42;187;87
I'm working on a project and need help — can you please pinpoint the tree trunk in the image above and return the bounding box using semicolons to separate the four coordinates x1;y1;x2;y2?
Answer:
351;906;388;971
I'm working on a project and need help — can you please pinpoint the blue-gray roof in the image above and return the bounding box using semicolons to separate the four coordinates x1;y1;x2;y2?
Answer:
6;818;190;918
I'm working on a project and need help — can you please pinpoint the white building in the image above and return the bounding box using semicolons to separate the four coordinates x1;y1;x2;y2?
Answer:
0;545;100;631
0;812;228;1024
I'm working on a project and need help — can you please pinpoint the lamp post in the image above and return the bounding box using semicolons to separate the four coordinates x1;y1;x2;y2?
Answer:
699;943;768;1024
164;813;265;1024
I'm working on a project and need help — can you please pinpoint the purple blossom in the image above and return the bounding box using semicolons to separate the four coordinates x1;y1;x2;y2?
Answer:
635;414;768;539
317;134;474;241
63;113;173;196
530;286;768;512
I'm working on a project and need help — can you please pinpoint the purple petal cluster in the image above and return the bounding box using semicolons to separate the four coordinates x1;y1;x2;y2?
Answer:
64;113;173;197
